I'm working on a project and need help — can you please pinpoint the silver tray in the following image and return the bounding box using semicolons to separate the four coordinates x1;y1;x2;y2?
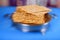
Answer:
4;13;57;35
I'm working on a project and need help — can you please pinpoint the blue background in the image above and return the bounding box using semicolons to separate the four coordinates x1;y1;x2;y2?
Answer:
0;7;60;40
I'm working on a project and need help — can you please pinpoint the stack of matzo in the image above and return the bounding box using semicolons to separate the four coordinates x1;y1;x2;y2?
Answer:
12;5;51;25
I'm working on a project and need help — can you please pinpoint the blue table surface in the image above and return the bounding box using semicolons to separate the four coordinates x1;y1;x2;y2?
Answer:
0;7;60;40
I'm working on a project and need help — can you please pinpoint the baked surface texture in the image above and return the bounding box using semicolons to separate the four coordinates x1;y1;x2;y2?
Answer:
12;5;51;25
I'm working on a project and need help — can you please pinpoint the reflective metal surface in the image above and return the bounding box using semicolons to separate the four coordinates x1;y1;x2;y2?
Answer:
4;13;57;35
